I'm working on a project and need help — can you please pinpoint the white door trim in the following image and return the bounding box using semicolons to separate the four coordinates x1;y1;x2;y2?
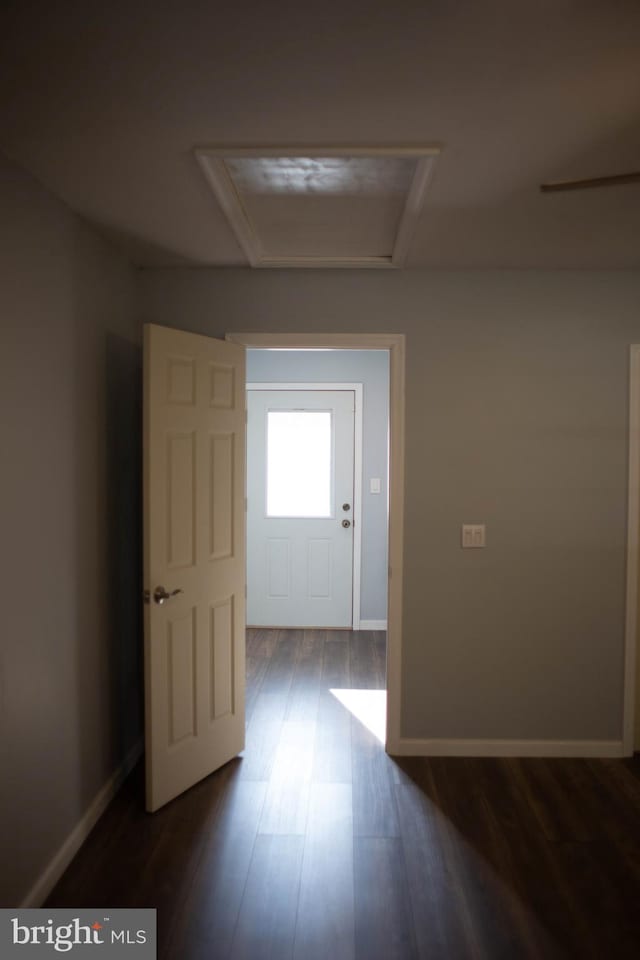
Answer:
247;381;364;629
229;332;405;754
625;345;640;754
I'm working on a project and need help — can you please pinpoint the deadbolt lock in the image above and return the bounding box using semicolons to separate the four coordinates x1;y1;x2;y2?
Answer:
342;503;351;511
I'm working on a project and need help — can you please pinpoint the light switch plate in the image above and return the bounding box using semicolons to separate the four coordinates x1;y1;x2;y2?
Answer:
462;524;486;548
370;478;382;494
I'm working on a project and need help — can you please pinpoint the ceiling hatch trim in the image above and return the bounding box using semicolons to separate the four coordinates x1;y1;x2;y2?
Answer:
195;145;440;268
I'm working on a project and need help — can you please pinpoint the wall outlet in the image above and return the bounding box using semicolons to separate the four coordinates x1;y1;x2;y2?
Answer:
462;523;486;548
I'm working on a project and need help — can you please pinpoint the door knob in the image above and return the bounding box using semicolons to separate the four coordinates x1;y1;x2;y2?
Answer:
342;519;351;528
148;585;183;605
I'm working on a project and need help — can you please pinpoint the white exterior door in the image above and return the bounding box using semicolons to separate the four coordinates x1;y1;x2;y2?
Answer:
247;389;355;628
144;324;246;812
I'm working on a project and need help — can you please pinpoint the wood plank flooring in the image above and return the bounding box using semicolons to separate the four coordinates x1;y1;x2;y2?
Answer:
47;629;640;959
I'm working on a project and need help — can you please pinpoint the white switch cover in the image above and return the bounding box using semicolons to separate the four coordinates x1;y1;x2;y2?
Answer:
370;478;382;494
462;524;486;548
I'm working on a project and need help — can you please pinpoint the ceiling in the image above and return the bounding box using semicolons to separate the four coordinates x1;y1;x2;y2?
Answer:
1;0;639;269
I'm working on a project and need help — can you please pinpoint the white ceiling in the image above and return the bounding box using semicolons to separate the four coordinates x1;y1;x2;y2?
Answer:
1;0;639;268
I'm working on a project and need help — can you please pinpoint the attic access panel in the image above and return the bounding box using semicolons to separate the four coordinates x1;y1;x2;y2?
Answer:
196;146;440;268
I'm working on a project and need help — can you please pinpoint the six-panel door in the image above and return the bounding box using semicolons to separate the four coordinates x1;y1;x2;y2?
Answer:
144;324;246;812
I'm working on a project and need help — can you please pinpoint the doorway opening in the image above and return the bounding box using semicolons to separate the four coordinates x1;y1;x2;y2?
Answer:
244;352;389;753
228;332;405;753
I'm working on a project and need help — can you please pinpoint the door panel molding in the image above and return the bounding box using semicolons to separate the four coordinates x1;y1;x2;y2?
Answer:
230;333;405;755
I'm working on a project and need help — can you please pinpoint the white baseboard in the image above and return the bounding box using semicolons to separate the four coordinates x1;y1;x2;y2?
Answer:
21;738;144;908
359;619;388;631
388;737;625;758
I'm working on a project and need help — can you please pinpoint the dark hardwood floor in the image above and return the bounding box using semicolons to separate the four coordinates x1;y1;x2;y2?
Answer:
47;629;640;959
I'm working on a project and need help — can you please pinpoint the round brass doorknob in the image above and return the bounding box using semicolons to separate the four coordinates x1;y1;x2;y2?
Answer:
342;519;351;528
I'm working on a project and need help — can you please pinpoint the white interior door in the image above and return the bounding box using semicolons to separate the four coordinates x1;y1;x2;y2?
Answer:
247;389;355;628
144;324;246;812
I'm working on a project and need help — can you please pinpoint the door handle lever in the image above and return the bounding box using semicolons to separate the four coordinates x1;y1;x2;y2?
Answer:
144;585;184;605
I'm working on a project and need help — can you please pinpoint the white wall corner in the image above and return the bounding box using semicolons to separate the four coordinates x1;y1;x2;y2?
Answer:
359;619;388;631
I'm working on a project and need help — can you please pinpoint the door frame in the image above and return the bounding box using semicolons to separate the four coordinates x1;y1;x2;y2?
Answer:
246;381;365;629
228;332;405;753
625;344;640;754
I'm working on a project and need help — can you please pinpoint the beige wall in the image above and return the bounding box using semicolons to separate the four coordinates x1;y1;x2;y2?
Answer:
0;154;142;905
140;266;640;743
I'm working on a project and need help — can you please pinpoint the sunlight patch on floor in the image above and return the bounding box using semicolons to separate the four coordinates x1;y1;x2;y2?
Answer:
330;688;386;743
